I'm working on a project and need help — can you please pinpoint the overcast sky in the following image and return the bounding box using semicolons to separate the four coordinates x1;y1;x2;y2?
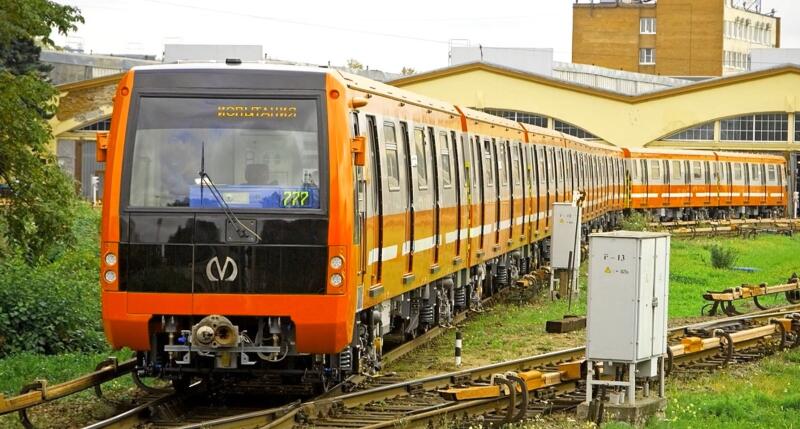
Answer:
53;0;800;73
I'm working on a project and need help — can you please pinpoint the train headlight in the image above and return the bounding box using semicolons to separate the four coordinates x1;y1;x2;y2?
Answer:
104;270;117;283
330;256;344;270
330;273;343;287
104;252;117;266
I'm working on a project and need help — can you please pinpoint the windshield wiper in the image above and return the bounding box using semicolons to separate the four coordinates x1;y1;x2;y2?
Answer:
199;141;262;241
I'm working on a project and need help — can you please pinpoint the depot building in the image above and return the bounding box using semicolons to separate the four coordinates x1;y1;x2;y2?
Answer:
388;61;800;212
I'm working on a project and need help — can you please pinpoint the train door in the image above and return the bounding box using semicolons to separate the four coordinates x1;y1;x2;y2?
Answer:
679;161;688;207
454;131;464;259
473;136;486;252
508;141;525;241
725;162;733;206
703;161;712;206
411;127;433;276
533;146;542;232
642;159;650;207
493;139;503;246
428;127;441;265
351;113;367;291
523;145;533;241
744;162;752;205
664;159;673;206
759;164;767;204
545;147;553;226
380;121;401;285
400;122;414;274
365;116;383;287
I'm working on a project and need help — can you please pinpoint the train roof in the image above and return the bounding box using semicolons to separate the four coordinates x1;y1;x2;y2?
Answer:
131;62;332;75
625;147;786;162
338;70;461;116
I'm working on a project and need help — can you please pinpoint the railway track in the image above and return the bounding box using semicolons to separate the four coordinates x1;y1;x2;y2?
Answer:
2;273;545;429
85;305;799;429
649;217;800;238
268;308;800;429
3;280;792;428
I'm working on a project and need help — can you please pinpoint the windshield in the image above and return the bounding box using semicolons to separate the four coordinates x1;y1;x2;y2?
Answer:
128;97;321;209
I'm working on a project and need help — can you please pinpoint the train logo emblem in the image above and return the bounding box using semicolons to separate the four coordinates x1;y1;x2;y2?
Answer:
206;256;238;282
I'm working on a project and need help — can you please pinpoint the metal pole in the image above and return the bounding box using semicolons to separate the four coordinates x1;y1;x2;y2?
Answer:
454;330;462;368
567;250;575;313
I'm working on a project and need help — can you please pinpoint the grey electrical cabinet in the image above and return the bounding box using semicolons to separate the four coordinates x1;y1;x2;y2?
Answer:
550;203;581;270
586;231;670;365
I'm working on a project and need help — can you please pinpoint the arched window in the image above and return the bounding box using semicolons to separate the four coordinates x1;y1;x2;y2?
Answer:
477;108;548;128
77;117;111;132
553;120;598;140
721;113;787;141
663;123;714;141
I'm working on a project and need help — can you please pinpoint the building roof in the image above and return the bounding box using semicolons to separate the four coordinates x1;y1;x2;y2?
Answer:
389;61;800;104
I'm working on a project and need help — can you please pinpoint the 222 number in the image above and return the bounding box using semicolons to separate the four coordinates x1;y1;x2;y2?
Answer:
282;191;310;207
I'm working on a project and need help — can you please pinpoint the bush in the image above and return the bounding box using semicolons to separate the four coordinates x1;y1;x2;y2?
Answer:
0;204;105;356
709;244;738;269
621;211;650;231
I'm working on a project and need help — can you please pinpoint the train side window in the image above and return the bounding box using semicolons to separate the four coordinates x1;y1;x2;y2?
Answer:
472;136;479;188
483;139;494;187
383;122;400;191
649;160;662;182
555;150;563;185
439;131;452;188
414;127;428;189
733;163;743;181
750;164;760;181
719;163;726;181
498;142;508;187
692;161;702;181
767;164;776;182
511;144;521;186
537;147;546;185
671;161;682;180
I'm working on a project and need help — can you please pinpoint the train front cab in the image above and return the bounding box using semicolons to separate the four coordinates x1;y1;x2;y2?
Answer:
99;65;359;384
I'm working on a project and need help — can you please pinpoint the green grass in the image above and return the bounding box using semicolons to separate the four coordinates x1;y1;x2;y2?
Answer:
0;349;136;429
598;349;800;429
667;234;800;318
0;349;133;396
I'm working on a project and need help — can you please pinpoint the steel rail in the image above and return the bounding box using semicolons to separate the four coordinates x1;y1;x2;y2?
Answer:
257;307;800;429
115;307;800;429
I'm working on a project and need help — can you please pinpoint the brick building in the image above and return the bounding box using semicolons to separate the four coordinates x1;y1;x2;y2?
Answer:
572;0;780;77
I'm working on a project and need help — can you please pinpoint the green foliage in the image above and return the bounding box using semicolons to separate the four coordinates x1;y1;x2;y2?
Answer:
620;211;649;231
0;205;104;357
0;0;84;262
0;0;83;47
709;244;738;269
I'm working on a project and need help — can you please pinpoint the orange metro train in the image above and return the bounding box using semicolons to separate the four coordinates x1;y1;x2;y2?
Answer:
96;63;787;390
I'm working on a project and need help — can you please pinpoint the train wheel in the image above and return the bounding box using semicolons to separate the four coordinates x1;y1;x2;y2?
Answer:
786;290;800;304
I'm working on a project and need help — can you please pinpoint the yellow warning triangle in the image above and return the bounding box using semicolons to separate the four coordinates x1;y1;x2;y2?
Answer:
604;266;611;273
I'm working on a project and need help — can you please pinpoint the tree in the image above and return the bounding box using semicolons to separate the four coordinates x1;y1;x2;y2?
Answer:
401;66;416;76
0;0;83;261
346;58;364;70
